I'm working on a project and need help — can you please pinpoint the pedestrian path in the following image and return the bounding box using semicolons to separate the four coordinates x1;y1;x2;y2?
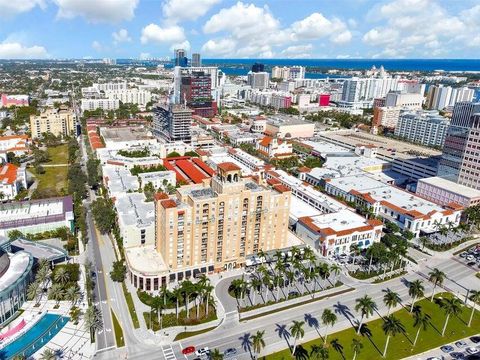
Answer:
162;344;177;360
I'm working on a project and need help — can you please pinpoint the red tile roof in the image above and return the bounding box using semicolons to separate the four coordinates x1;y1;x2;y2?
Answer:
0;163;19;184
154;192;169;201
161;199;177;209
217;162;241;172
259;136;273;147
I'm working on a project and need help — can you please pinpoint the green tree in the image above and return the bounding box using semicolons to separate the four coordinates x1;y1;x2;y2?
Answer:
428;268;445;301
412;305;431;348
48;283;65;306
39;348;56;360
310;344;329;360
210;349;223;360
251;330;265;359
27;281;41;306
408;280;425;312
290;320;305;355
166;151;181;158
110;260;127;282
440;297;462;336
321;308;337;343
84;305;103;337
65;286;81;307
468;290;480;327
91;197;117;234
351;338;363;360
382;315;405;357
54;267;70;285
383;289;401;316
355;295;376;334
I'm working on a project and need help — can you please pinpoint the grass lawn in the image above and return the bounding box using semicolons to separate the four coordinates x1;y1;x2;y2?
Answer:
144;303;217;331
111;310;125;348
265;293;480;360
174;326;217;341
31;144;70;198
122;282;140;329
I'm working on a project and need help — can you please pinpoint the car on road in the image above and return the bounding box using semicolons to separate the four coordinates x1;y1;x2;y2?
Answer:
441;345;455;353
450;352;466;359
427;357;442;360
288;291;300;297
470;336;480;344
195;347;210;357
182;346;196;355
467;347;479;355
467;261;477;267
456;341;468;348
224;348;238;357
459;252;468;258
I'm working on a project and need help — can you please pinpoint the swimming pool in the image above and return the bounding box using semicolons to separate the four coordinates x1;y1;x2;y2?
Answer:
0;313;69;359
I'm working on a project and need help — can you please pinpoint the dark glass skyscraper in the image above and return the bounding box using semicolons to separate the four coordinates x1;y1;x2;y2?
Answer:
251;62;265;73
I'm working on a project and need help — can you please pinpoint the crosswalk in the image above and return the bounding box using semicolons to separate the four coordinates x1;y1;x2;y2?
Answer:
162;345;177;360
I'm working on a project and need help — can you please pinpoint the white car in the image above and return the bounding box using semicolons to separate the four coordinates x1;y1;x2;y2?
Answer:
466;347;479;354
467;255;475;261
196;347;210;357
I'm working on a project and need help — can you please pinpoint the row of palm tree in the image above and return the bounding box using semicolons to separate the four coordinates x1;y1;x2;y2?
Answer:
149;274;215;330
230;247;342;307
27;259;52;306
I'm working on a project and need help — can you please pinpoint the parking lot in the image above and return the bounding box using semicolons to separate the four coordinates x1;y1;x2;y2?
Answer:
457;245;480;270
408;335;480;360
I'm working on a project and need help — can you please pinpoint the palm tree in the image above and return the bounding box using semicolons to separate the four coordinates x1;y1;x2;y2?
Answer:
210;348;223;360
65;286;81;307
412;306;431;348
39;348;56;360
355;295;376;334
27;281;41;305
49;283;65;307
382;315;405;357
440;297;462;336
152;296;164;330
408;280;425;312
290;320;305;355
172;286;181;319
54;267;70;285
351;338;363;360
321;308;337;343
251;330;265;359
84;305;103;336
203;283;214;315
250;277;262;304
330;263;342;285
468;290;480;327
428;268;445;301
310;344;329;360
383;289;401;316
180;280;194;318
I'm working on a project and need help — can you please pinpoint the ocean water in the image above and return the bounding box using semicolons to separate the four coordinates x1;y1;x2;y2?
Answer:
201;59;480;76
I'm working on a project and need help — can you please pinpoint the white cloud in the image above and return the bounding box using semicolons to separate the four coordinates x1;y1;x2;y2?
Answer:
112;29;132;44
92;41;103;52
281;44;313;58
0;41;49;59
140;24;186;44
201;38;236;56
170;40;191;52
290;13;351;44
54;0;139;23
163;0;221;22
363;0;480;57
201;3;352;57
0;0;45;17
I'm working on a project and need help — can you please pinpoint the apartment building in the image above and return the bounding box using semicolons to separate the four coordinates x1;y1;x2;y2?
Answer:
394;111;450;147
30;107;75;139
155;163;291;272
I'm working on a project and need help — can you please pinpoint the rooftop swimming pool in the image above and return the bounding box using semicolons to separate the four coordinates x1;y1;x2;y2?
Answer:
0;313;69;360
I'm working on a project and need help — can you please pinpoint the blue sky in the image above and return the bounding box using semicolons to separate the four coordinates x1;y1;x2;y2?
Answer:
0;0;479;59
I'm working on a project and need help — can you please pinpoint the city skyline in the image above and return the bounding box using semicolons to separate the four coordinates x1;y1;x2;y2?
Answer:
0;0;480;60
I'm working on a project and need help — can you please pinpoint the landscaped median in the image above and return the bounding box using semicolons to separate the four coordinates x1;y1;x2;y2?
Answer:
264;292;480;360
122;282;140;329
240;286;354;321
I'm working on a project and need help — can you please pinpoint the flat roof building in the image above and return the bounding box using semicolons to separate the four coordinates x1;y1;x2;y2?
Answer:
416;176;480;208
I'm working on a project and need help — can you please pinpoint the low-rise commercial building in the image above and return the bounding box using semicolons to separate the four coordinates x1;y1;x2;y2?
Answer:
416;176;480;208
325;174;462;237
0;135;31;159
265;115;315;139
0;163;27;200
81;98;120;112
256;136;293;159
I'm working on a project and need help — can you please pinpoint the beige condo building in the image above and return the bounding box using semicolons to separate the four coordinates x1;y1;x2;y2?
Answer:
30;107;75;139
155;162;291;273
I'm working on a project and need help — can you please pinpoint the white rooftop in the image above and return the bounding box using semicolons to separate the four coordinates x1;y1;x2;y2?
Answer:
115;193;155;228
103;165;139;195
302;140;352;156
125;246;168;275
289;197;322;222
418;177;480;198
329;174;445;215
0;251;31;293
0;199;64;222
308;208;373;233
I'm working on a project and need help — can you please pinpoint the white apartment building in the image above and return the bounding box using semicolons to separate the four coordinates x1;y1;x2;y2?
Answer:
426;85;474;110
81;99;119;112
115;193;155;248
394;110;450;147
341;77;400;103
271;66;305;80
373;106;401;128
247;72;270;90
385;91;423;110
105;89;152;107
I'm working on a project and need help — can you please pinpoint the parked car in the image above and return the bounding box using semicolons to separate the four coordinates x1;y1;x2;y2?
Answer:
441;345;455;353
460;252;468;258
456;341;468;348
195;347;210;357
466;347;479;355
182;346;196;355
224;348;238;357
470;336;480;344
450;352;466;359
